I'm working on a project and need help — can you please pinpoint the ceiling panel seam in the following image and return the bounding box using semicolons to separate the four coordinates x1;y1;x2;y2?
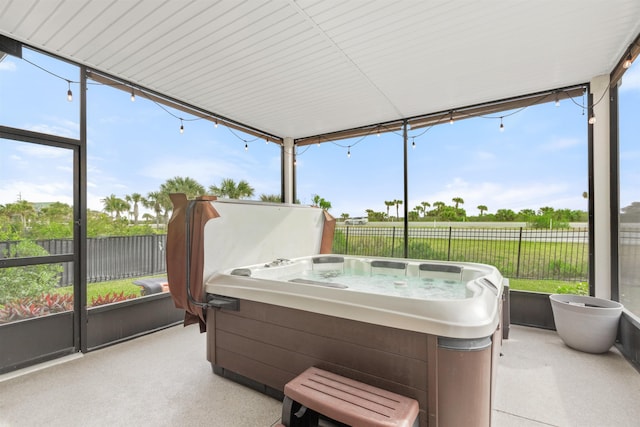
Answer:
287;0;404;118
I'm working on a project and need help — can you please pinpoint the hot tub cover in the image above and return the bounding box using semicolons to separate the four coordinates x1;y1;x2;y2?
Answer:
166;193;336;331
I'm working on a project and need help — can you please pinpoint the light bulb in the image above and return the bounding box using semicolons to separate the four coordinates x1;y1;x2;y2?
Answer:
245;143;248;151
214;120;218;128
130;89;135;102
347;147;351;158
555;94;560;107
499;117;504;132
67;81;73;102
265;138;269;144
588;112;596;125
179;120;184;134
449;111;454;125
623;53;632;69
411;140;416;149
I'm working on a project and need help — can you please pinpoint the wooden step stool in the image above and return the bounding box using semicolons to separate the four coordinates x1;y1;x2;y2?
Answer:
281;367;419;427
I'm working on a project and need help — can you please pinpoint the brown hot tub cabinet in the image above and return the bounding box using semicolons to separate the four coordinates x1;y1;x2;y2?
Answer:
167;196;504;427
206;298;501;427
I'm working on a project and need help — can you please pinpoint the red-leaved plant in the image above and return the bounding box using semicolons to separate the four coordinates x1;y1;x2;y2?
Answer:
0;293;74;323
90;292;137;307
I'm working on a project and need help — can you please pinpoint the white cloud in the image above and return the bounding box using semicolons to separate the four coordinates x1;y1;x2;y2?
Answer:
405;178;581;215
16;144;70;159
0;60;16;71
619;66;640;92
0;179;73;205
540;137;583;151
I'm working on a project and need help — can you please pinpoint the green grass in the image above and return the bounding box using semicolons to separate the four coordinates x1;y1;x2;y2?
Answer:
57;275;164;303
333;229;589;282
508;278;588;295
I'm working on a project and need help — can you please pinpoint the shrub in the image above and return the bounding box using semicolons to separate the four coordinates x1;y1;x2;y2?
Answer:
0;241;63;304
0;293;74;323
555;281;588;295
90;291;138;307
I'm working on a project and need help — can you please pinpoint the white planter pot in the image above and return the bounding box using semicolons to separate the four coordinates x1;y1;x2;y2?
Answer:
549;294;623;354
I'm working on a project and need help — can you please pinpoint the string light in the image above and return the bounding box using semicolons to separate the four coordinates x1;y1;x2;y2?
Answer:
214;120;218;128
179;119;184;134
555;93;560;107
449;111;454;125
347;146;351;158
130;88;135;102
244;143;248;151
411;138;416;149
499;117;504;132
623;52;633;69
377;126;380;137
588;110;596;125
66;81;72;102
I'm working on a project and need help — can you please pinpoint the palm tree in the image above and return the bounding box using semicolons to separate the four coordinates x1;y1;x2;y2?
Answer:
144;191;164;229
394;199;403;219
420;201;431;217
101;194;121;219
311;194;331;210
452;197;464;209
158;177;205;223
160;176;206;199
384;201;394;219
260;194;282;203
477;205;488;216
341;213;349;221
318;198;332;211
433;201;445;213
125;193;145;225
415;205;424;218
209;178;254;199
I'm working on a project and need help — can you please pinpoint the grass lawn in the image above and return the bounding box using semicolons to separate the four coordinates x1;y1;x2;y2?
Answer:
508;278;588;295
57;275;165;303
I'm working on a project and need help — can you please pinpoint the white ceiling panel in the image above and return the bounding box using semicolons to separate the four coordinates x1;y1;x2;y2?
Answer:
1;0;639;140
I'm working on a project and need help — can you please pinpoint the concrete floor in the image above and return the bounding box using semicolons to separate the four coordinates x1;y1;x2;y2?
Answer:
1;324;639;426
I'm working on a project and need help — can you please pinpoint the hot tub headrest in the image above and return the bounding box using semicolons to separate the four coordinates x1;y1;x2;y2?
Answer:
313;256;345;264
419;263;463;274
371;260;407;270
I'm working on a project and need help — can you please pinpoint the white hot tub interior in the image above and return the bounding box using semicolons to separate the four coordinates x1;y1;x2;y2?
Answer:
206;255;504;339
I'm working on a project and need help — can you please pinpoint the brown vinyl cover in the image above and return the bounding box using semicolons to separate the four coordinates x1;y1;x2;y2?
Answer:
320;209;336;254
166;193;219;331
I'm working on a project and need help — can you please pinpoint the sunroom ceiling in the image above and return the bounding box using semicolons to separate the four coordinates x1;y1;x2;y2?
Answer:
1;0;639;140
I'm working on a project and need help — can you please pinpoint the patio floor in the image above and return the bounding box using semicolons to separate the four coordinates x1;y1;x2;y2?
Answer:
1;324;639;427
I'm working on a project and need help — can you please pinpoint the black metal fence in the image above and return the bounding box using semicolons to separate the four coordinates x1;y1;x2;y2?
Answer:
1;227;589;284
0;235;166;286
333;226;589;281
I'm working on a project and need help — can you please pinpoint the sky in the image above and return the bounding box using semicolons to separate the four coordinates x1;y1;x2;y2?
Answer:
1;47;639;218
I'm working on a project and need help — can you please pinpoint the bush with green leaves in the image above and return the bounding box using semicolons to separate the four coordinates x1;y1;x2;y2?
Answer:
0;240;63;305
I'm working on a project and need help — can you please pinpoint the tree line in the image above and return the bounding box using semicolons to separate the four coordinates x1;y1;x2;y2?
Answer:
0;176;331;240
360;197;587;228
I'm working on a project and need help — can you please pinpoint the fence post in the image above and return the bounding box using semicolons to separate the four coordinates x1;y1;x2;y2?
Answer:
391;227;396;257
345;226;350;254
447;227;452;261
516;227;523;278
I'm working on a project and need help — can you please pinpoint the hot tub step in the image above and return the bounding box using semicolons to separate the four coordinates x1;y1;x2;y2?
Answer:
282;367;419;427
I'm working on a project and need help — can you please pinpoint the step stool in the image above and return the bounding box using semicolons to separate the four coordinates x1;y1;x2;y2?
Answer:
281;367;419;427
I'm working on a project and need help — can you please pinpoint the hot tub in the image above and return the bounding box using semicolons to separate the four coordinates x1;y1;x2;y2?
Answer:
166;197;505;427
206;255;503;339
205;255;505;427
